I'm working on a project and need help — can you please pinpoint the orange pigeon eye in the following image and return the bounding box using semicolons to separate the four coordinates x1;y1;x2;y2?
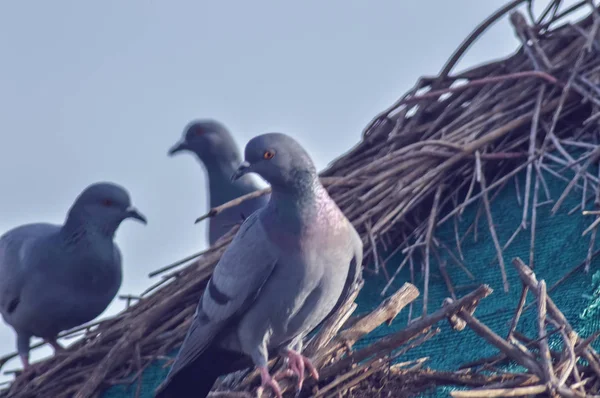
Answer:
263;150;275;160
102;199;113;207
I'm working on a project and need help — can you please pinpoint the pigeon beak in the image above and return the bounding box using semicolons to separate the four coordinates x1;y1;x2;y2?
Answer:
168;140;188;156
125;206;147;224
231;161;251;181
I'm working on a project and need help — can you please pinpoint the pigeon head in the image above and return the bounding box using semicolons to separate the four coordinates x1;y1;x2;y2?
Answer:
66;182;147;234
168;120;241;168
232;133;317;192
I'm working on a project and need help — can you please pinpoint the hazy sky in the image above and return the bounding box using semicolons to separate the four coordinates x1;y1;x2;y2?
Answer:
0;0;582;380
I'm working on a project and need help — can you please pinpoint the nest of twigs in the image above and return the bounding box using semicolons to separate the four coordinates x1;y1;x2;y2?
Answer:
2;0;600;397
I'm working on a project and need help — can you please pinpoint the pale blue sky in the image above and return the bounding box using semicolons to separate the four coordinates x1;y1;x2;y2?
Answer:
0;0;580;379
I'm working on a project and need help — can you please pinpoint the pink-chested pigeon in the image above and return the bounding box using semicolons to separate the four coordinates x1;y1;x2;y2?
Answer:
155;133;363;398
0;182;146;370
168;120;269;245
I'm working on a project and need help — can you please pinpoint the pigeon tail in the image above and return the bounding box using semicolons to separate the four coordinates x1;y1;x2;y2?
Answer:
155;347;248;398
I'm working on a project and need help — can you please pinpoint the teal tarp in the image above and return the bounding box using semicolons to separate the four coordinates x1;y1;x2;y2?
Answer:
103;157;600;397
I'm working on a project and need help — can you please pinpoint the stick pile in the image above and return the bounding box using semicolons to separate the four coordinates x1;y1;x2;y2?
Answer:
2;0;600;396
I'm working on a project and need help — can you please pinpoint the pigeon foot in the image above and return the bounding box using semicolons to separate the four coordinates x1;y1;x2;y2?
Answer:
259;366;283;398
280;350;319;391
19;354;29;371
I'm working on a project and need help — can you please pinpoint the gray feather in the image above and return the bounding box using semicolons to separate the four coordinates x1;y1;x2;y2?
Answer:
159;210;277;380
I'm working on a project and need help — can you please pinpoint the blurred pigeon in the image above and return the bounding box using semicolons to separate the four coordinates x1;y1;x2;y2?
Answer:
155;133;363;398
168;120;269;245
0;182;146;370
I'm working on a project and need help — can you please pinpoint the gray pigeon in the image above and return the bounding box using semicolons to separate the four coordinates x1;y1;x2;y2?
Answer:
168;120;269;245
0;182;146;370
155;133;363;398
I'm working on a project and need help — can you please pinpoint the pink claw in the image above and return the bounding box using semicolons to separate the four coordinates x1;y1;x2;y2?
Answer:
274;368;295;381
282;350;319;391
259;366;283;398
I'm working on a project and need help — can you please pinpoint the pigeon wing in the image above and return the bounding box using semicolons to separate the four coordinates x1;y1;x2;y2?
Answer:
312;222;363;336
0;224;57;318
162;210;278;382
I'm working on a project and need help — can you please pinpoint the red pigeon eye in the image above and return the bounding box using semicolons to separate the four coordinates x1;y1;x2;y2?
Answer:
102;199;113;207
195;129;204;136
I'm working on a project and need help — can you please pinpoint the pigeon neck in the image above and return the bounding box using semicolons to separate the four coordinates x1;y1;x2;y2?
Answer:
204;159;253;207
201;155;239;177
62;210;119;244
268;179;323;221
269;169;319;197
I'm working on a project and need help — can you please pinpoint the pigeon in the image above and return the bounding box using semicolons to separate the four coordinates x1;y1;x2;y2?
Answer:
155;133;363;398
0;182;147;370
168;120;269;245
